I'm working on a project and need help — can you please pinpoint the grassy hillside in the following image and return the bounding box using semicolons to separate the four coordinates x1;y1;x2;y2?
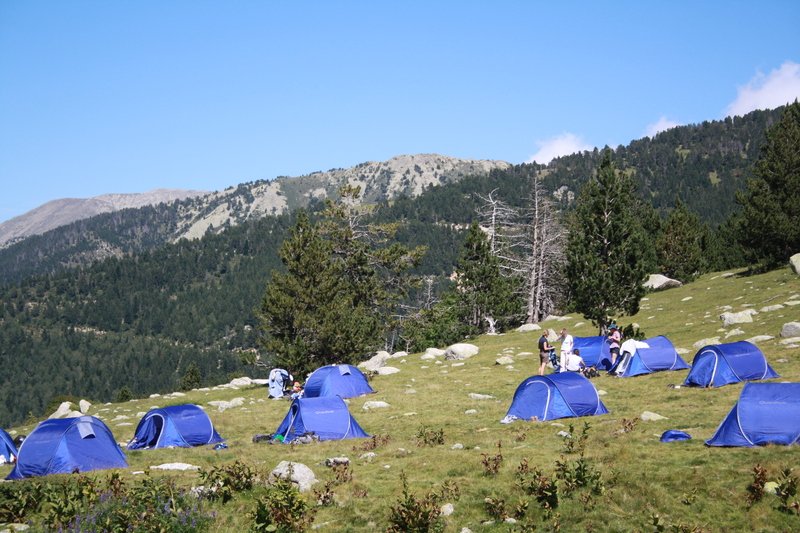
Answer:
2;266;799;531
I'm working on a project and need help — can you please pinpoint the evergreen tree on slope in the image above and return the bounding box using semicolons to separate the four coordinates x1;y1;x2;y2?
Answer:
566;149;648;334
736;100;800;267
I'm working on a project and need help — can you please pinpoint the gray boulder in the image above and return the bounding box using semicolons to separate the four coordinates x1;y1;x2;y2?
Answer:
270;461;317;492
445;343;479;360
423;347;446;358
358;351;391;372
720;309;757;327
495;356;515;366
781;322;800;338
79;399;92;414
362;400;391;410
644;274;682;291
790;253;800;275
693;337;720;349
516;323;541;332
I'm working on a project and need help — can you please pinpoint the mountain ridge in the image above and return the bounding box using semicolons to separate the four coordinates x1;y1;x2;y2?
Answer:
0;188;208;249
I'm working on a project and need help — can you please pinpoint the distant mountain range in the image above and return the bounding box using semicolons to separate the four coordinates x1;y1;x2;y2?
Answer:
0;189;208;249
0;154;509;249
0;105;785;287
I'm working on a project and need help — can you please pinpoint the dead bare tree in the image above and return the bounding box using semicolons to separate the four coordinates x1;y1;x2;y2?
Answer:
521;176;566;323
476;180;566;324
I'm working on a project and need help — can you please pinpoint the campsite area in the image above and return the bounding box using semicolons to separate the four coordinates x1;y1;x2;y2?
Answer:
2;266;799;531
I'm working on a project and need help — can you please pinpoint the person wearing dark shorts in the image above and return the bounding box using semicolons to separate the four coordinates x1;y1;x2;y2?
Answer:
538;333;553;375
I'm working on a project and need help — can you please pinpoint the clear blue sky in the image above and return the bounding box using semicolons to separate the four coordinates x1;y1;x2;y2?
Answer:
1;1;799;223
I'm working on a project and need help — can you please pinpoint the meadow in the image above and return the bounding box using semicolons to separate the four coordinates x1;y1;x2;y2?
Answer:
2;266;799;532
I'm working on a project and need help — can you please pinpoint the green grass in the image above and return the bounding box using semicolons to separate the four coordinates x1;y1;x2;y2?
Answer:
2;267;799;531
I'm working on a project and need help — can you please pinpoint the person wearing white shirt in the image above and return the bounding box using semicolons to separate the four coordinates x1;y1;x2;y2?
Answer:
564;349;585;372
558;328;574;372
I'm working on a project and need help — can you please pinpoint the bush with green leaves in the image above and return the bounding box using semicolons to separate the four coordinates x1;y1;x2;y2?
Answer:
250;473;316;532
198;460;258;503
386;472;445;533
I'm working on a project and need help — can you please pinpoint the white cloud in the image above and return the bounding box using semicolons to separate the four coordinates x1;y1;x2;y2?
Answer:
725;61;800;117
645;116;682;137
527;133;593;164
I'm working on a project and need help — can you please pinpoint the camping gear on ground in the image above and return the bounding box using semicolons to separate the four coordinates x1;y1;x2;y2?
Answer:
660;430;692;442
612;336;690;377
684;341;779;388
272;396;369;443
303;364;374;399
6;416;127;480
572;336;612;370
268;368;292;398
0;428;18;464
504;372;609;422
706;382;800;447
127;404;224;450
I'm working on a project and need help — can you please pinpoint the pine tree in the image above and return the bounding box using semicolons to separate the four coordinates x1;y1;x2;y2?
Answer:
736;100;800;267
566;149;648;333
257;212;361;375
453;222;519;333
656;199;705;282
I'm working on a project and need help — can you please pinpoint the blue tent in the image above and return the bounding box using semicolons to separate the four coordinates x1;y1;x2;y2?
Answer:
0;428;17;464
614;336;690;377
7;416;127;480
684;341;779;388
572;336;612;370
706;382;800;447
505;372;609;422
127;404;224;450
273;396;369;443
303;364;374;399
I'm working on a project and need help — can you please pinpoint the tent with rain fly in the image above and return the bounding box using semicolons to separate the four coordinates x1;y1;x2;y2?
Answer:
303;364;374;399
706;382;800;447
127;404;224;450
0;428;17;464
684;341;778;388
273;396;369;443
572;336;612;370
504;372;609;422
6;416;127;480
613;336;690;377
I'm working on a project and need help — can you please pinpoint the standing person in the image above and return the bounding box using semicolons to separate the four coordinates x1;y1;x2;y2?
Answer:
608;323;622;368
537;332;554;375
558;327;574;373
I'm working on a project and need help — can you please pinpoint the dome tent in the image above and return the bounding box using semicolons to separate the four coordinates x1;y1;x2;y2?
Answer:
273;396;369;443
684;341;778;388
505;372;609;422
0;428;17;464
127;404;224;450
572;336;612;370
7;416;127;480
613;336;690;377
706;382;800;447
303;364;374;399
